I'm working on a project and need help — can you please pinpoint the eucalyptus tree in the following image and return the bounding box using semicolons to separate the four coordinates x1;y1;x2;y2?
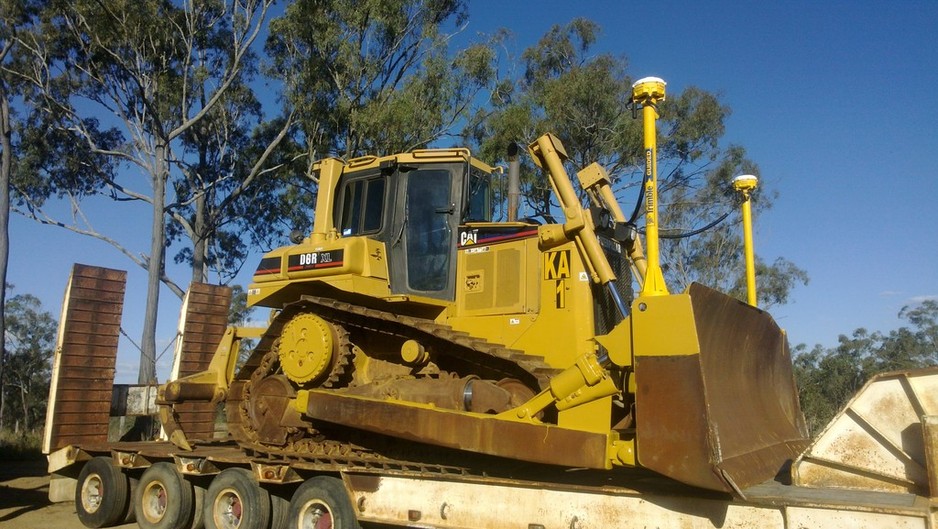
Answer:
267;0;495;161
13;0;278;384
466;18;806;306
2;290;56;432
168;80;296;285
0;0;21;432
0;0;44;430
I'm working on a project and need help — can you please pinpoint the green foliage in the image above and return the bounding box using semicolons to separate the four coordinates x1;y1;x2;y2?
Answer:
465;19;639;220
2;290;56;432
12;113;121;208
168;79;266;283
228;284;251;326
249;0;497;256
794;300;938;434
465;18;807;305
12;0;279;382
12;0;283;287
267;0;490;158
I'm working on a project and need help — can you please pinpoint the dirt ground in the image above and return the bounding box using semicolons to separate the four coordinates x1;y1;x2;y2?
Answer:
0;458;136;529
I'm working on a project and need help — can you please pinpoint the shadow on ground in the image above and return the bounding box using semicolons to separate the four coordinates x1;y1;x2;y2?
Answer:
0;458;53;521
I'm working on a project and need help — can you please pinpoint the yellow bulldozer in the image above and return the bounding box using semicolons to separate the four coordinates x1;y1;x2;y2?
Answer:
158;77;809;496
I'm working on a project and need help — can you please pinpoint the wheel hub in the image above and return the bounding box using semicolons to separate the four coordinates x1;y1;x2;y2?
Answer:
214;489;243;529
141;481;168;523
80;474;103;513
300;500;333;529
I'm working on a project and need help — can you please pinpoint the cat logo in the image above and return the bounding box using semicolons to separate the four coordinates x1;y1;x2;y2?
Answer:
460;229;479;246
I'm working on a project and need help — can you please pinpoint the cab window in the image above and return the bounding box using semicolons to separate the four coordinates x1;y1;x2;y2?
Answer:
463;168;492;223
338;175;386;236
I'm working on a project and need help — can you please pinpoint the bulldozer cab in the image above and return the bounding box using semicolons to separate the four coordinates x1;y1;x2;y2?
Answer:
332;157;493;302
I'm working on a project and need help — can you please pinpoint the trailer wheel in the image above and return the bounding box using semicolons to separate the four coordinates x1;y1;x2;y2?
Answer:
135;462;200;529
271;492;289;529
75;456;132;528
123;474;139;524
204;468;271;529
287;476;360;529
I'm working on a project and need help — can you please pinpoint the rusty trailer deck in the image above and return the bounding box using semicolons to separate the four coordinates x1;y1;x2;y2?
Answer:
49;439;938;529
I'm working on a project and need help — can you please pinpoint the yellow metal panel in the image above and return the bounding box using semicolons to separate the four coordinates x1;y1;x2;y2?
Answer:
461;250;495;311
248;238;391;308
517;242;596;368
596;318;633;367
631;294;700;357
321;148;491;174
456;240;526;316
451;238;596;369
557;396;613;435
576;162;611;189
495;248;522;308
310;158;343;243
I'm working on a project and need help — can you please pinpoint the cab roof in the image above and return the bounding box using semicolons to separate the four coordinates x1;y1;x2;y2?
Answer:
313;148;498;177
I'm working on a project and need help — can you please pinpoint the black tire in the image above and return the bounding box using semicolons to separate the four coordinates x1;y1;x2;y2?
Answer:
134;462;200;529
270;492;290;529
123;474;139;524
75;456;132;528
204;468;271;529
287;476;360;529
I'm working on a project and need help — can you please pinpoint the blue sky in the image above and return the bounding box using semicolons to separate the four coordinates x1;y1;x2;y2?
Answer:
7;0;938;382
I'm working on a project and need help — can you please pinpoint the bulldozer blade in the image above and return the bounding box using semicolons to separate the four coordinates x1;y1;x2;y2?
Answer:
633;283;810;495
302;390;611;469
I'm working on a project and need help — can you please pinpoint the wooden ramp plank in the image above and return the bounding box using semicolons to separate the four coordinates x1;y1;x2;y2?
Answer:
169;283;232;441
43;264;127;454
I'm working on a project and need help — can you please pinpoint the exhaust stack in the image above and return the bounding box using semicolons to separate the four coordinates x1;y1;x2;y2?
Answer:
507;142;521;222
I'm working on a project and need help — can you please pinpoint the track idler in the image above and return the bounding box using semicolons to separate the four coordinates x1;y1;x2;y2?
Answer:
277;313;344;386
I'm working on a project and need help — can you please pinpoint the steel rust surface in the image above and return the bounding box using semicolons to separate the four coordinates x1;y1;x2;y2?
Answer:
43;264;127;454
170;283;232;441
249;375;298;445
635;283;809;495
793;369;938;495
304;390;610;469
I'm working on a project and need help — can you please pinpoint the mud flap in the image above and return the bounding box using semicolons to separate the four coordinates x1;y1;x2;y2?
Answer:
633;283;809;496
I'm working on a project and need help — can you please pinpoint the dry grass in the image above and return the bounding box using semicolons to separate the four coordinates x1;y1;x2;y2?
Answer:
0;429;43;460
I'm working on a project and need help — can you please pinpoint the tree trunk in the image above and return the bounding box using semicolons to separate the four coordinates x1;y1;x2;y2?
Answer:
191;87;209;285
138;139;168;385
0;85;12;430
20;384;28;431
191;190;208;284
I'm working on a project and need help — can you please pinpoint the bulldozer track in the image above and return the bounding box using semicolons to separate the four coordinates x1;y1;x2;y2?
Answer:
227;295;563;475
300;295;561;390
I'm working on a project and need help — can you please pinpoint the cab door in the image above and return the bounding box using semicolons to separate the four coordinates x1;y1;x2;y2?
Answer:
388;165;460;301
